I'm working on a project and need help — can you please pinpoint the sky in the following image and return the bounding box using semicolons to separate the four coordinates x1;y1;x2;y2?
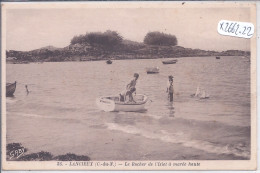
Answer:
5;6;251;51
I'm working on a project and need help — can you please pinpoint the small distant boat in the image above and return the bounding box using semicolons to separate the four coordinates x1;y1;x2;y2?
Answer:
96;94;148;112
6;81;16;97
162;59;178;64
216;56;220;59
146;67;159;74
106;59;112;64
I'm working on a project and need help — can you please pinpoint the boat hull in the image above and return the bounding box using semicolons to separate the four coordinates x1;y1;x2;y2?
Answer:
162;62;176;64
6;81;16;97
96;94;148;112
147;71;159;74
162;60;177;64
146;67;159;74
106;60;112;64
114;102;146;112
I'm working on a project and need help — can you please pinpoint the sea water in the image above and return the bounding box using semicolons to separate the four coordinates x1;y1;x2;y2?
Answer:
6;56;250;160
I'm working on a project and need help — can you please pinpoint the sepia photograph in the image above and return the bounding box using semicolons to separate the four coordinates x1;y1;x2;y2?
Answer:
1;2;257;170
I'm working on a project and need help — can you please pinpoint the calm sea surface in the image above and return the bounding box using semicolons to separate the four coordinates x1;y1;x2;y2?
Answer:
6;56;250;160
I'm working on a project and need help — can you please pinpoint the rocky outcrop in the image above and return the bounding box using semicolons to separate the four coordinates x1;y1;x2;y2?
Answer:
6;42;250;63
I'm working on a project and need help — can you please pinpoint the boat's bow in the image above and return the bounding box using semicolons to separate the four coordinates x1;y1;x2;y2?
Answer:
6;81;16;97
96;96;116;112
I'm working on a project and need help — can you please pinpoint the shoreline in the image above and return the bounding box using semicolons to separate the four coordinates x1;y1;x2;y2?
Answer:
6;43;250;64
6;136;249;161
6;55;249;64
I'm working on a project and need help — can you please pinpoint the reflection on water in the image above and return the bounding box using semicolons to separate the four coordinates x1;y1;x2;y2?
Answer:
6;56;250;160
166;102;175;117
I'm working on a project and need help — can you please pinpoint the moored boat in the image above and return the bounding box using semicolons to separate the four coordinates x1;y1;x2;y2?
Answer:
162;59;178;64
6;81;16;97
146;67;159;74
216;56;220;59
106;59;112;64
96;94;148;112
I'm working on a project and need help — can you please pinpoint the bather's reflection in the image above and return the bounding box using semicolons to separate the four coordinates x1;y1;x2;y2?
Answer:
167;102;175;117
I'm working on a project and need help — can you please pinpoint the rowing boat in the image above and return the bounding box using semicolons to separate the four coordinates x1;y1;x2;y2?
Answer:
146;67;159;74
96;94;148;112
106;59;112;64
162;59;178;64
6;81;16;97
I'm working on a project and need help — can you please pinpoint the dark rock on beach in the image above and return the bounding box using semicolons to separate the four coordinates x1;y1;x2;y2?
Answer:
6;143;91;161
54;153;91;161
18;151;53;161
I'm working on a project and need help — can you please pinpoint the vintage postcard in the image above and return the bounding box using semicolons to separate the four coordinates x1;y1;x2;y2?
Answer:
1;1;257;171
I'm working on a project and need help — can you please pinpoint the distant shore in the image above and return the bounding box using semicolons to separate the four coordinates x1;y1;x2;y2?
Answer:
6;43;250;64
6;55;249;64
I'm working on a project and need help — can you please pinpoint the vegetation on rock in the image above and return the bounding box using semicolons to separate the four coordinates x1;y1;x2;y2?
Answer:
71;30;123;49
144;31;178;46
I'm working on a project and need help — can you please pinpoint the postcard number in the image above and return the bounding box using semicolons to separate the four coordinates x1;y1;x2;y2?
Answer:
218;20;254;38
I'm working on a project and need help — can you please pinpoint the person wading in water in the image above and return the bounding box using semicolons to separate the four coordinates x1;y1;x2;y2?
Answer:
166;75;174;102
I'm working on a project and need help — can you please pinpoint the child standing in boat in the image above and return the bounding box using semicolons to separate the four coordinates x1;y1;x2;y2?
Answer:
166;75;174;102
120;73;139;102
126;73;139;92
